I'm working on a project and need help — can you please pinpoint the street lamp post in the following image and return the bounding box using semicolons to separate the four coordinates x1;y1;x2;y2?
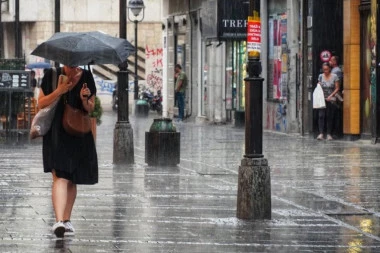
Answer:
127;0;145;100
113;0;134;165
236;0;271;220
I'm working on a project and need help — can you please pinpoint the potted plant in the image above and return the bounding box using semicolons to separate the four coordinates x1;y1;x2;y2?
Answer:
89;96;103;141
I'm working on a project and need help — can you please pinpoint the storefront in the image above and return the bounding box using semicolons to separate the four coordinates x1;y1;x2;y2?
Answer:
360;0;373;138
262;0;302;133
200;0;248;124
225;41;247;114
306;0;380;141
358;0;380;141
304;0;343;137
267;1;288;101
219;0;248;124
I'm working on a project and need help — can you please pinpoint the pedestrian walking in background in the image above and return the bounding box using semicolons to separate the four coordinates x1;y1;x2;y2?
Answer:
38;65;98;238
316;62;340;141
174;64;187;122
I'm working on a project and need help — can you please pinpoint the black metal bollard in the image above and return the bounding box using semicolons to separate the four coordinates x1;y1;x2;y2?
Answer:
145;118;180;166
113;69;134;164
236;57;271;220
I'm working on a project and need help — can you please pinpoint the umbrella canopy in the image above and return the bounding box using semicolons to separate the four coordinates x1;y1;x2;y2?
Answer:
31;31;135;66
26;62;51;69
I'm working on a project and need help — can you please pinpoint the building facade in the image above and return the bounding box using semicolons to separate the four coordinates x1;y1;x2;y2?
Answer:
4;0;379;141
162;0;380;143
161;0;302;131
0;0;163;94
305;0;380;141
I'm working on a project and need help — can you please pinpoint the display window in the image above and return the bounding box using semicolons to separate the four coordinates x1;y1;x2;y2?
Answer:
226;41;247;111
268;0;287;100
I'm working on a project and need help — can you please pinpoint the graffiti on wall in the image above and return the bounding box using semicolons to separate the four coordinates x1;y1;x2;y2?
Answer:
266;103;287;132
145;46;163;92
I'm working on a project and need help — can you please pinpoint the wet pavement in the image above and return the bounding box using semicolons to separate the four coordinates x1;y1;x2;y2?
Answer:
2;107;380;252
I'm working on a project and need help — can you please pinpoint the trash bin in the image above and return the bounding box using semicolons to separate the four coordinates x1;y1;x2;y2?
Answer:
135;99;149;117
235;110;245;128
145;118;180;166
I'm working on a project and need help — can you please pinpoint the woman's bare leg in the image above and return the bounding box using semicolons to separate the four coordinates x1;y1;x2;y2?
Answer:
63;181;77;221
52;170;69;222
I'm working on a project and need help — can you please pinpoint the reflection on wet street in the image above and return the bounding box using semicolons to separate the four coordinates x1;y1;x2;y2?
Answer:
1;109;380;252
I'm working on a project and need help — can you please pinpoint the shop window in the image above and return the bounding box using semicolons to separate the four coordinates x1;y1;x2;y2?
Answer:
268;0;287;101
225;41;247;111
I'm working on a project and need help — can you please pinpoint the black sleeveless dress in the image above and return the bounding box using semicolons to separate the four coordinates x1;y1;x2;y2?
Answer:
41;68;98;185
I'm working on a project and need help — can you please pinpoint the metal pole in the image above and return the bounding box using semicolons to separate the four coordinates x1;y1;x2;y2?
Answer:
245;0;263;158
55;0;60;33
244;58;264;158
0;0;3;58
14;0;20;58
114;0;134;164
54;0;60;68
134;20;138;100
117;69;129;123
237;0;271;220
119;0;126;39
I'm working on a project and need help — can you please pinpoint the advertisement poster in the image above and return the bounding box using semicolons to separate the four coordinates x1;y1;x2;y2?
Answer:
247;20;261;55
269;14;287;100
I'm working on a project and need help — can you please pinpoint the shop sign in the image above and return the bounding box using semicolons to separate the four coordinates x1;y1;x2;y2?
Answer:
217;0;249;39
247;19;261;55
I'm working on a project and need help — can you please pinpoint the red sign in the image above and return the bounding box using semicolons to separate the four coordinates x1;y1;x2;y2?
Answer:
320;50;332;62
247;20;261;43
247;20;261;52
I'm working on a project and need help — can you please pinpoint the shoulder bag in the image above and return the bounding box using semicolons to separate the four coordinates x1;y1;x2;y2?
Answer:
62;99;91;136
30;67;59;139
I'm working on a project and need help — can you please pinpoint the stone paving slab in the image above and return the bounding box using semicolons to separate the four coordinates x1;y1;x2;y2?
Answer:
2;110;380;252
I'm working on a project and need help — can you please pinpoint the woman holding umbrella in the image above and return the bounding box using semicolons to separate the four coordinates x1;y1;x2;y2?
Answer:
32;31;133;237
38;65;98;238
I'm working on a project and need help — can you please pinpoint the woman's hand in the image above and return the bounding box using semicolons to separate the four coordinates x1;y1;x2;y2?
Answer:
80;83;91;101
326;96;332;102
56;75;76;95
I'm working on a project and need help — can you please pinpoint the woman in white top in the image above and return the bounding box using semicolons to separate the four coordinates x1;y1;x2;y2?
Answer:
316;62;340;140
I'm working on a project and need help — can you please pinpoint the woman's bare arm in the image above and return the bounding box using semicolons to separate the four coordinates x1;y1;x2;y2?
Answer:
38;75;76;109
82;96;95;113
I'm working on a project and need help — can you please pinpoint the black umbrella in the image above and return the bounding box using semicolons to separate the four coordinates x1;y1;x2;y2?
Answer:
31;31;135;66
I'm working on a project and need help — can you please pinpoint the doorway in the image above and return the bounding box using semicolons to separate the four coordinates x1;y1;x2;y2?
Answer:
360;5;372;137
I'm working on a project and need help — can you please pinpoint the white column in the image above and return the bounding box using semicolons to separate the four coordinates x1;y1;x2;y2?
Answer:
261;0;268;128
162;19;169;118
167;16;175;118
208;44;215;120
287;0;300;132
197;11;203;118
214;43;225;122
